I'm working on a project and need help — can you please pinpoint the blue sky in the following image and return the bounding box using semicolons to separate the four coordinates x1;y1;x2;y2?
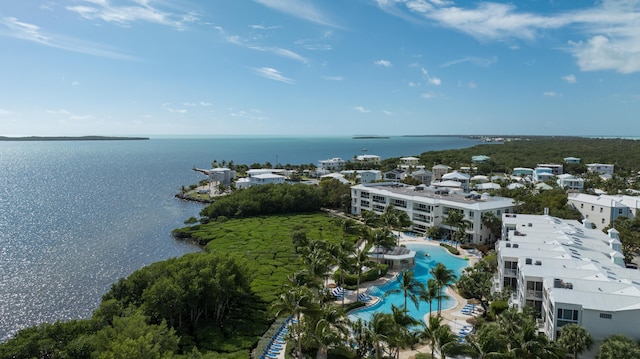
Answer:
1;1;639;136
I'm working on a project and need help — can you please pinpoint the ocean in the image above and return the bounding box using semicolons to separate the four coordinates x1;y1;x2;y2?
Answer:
0;135;480;341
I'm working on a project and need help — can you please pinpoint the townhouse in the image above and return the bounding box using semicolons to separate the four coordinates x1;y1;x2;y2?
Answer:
568;193;639;230
496;213;640;347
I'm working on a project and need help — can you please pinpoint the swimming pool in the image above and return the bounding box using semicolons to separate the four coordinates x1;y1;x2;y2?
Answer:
348;243;469;324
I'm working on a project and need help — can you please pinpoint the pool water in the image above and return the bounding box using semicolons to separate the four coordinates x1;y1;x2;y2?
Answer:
348;243;469;325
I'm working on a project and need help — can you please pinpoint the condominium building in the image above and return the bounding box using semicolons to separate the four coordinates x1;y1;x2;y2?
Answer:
568;193;639;230
351;182;515;245
587;163;615;176
556;174;584;192
496;213;640;348
318;157;346;172
537;163;563;176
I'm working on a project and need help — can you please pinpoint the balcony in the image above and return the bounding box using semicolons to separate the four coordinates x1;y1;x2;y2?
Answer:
526;290;543;299
504;268;517;277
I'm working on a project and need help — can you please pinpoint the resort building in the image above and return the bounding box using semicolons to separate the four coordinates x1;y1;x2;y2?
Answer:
432;164;451;180
564;157;581;164
354;154;381;165
320;173;350;184
496;213;640;348
206;167;236;187
587;163;615;176
568;193;639;230
512;167;534;177
537;163;563;176
235;169;287;189
556;174;584;192
384;169;407;182
318;157;346;172
340;170;382;183
397;156;424;171
409;169;433;185
533;167;555;183
439;171;471;192
350;182;515;245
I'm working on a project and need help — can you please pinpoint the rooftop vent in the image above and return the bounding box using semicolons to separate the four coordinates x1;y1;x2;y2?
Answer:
506;243;512;248
513;244;519;248
535;260;542;266
525;258;532;265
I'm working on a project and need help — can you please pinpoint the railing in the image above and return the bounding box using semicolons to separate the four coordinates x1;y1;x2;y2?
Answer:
526;290;543;299
504;268;517;277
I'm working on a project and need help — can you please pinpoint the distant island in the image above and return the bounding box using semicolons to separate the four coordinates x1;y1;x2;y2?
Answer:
352;135;390;139
0;136;150;141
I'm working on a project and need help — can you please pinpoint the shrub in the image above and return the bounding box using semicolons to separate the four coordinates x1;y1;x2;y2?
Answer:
440;243;460;255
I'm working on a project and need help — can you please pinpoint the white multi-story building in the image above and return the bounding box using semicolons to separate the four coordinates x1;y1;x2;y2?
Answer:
533;167;555;183
496;213;640;350
556;174;584;192
351;182;515;245
537;163;563;176
206;167;236;187
587;163;615;176
564;157;581;164
318;157;346;172
432;164;451;180
235;169;287;189
355;154;381;165
568;193;639;230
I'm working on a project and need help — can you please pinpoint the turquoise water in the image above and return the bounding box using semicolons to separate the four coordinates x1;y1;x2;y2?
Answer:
349;243;468;324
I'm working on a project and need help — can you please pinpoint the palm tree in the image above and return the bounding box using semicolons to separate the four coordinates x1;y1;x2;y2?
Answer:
369;312;395;359
384;270;425;312
597;334;640;359
430;263;457;316
350;318;373;359
354;244;373;301
558;324;593;359
361;210;379;228
419;279;441;319
420;315;462;359
388;304;421;359
481;211;502;244
308;304;350;359
443;209;471;248
272;286;314;359
368;227;396;269
461;322;510;359
329;238;355;306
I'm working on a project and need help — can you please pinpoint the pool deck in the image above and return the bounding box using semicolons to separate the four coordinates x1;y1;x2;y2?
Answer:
325;232;483;358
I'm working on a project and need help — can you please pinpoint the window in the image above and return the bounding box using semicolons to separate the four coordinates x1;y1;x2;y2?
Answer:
591;205;594;211
497;210;501;215
557;308;579;322
600;207;603;213
619;209;624;214
600;313;612;319
469;211;475;218
580;203;584;208
602;218;605;224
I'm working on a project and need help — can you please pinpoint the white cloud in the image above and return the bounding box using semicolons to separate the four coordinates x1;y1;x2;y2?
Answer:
46;109;72;115
0;108;12;115
441;56;497;68
71;81;80;86
167;108;188;113
226;32;309;64
354;106;370;113
322;75;343;81
408;81;418;87
570;35;640;74
0;17;137;60
253;67;294;83
69;114;93;120
374;59;392;67
467;81;477;89
383;110;393;115
200;101;212;106
421;91;441;99
65;0;198;30
562;74;576;83
543;91;557;97
429;77;441;86
421;67;441;85
254;0;339;28
376;0;640;74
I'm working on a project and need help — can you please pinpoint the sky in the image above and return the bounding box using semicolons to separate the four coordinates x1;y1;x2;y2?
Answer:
1;0;640;137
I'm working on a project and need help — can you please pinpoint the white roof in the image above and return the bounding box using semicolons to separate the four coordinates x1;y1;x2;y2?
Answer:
476;183;501;190
442;172;470;181
253;173;286;179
